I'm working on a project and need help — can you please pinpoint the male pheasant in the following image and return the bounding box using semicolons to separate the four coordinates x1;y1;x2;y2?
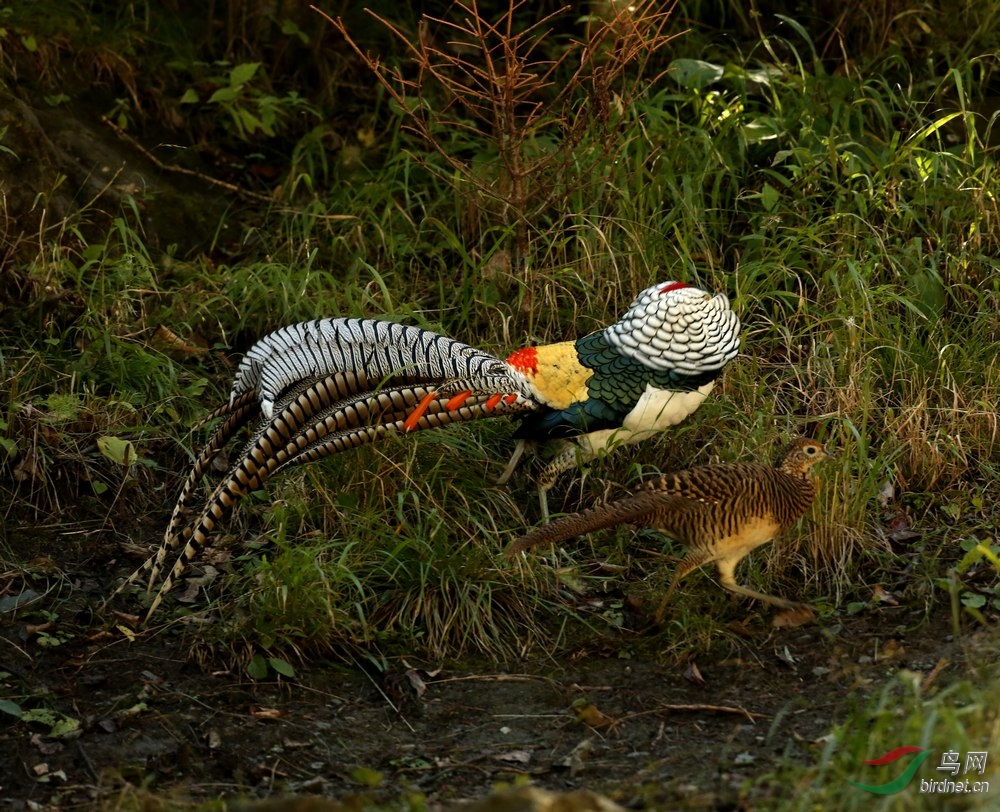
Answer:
116;281;739;621
507;439;833;621
495;282;740;512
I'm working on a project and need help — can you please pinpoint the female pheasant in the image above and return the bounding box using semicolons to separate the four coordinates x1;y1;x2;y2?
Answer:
507;438;833;621
115;281;740;621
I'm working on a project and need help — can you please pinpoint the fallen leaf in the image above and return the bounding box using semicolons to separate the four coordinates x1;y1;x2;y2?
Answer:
886;511;921;543
683;660;706;686
210;451;230;473
886;510;909;531
873;585;899;605
177;566;218;603
401;660;443;678
572;699;616;728
774;646;797;667
97;435;135;466
877;479;895;507
560;738;592;775
113;702;148;720
250;705;286;719
111;610;141;628
405;669;427;698
772;605;816;628
115;624;137;642
13;449;40;482
494;749;532;764
30;734;63;755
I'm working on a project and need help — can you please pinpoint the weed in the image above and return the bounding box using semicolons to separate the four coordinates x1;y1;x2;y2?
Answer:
764;664;1000;811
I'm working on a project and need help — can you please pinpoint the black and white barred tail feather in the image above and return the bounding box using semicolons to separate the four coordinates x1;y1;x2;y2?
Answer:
106;389;263;604
165;390;261;537
139;373;538;621
126;316;538;614
143;375;375;616
229;318;520;418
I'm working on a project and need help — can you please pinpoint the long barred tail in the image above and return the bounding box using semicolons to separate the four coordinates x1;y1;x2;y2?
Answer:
506;489;672;556
145;486;242;622
268;387;538;478
139;372;539;622
228;318;526;418
143;384;342;620
105;390;263;604
162;390;262;548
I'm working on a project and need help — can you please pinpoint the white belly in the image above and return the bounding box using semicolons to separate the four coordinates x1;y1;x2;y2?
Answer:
622;382;714;433
575;381;715;458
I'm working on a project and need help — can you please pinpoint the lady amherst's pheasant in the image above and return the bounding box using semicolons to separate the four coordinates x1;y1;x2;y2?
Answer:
113;281;740;621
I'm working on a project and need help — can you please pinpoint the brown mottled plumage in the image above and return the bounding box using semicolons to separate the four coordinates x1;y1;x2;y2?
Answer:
506;439;833;620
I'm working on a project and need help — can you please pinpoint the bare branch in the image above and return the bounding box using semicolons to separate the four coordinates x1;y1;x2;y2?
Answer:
315;1;680;275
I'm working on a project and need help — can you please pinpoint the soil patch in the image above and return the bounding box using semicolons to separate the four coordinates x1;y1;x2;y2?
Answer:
0;525;977;810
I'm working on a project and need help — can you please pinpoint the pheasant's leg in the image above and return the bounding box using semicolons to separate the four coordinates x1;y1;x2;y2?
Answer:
536;443;577;489
714;555;810;610
495;440;528;485
653;547;711;623
537;482;550;521
534;442;580;521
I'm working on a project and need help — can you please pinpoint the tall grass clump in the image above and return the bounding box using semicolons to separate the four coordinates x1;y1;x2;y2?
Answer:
1;209;222;519
183;426;567;665
763;663;1000;811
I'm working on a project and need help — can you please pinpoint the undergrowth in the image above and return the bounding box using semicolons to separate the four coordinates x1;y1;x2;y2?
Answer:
1;4;998;679
2;5;1000;812
770;653;1000;811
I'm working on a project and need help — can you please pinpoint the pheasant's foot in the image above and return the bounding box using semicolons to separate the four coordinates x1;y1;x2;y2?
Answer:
719;578;807;612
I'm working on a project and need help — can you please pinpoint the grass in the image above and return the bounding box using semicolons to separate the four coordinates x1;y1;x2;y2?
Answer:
2;3;1000;808
769;660;1000;811
3;1;997;656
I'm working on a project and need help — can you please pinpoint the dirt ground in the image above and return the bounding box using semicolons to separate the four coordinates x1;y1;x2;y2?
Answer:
0;524;983;811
